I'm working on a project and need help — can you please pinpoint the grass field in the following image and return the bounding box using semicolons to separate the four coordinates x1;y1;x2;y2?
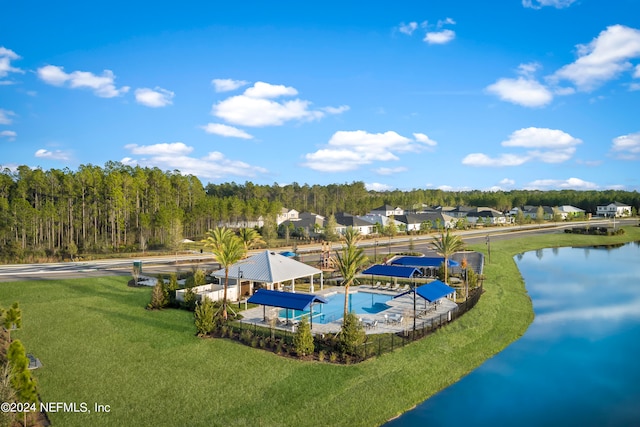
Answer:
3;227;640;426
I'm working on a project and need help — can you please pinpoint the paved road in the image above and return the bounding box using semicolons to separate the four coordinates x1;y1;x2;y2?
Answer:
0;218;634;282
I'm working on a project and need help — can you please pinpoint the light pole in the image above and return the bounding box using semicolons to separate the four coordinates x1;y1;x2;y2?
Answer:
374;240;378;263
486;235;491;264
412;275;417;340
237;268;243;301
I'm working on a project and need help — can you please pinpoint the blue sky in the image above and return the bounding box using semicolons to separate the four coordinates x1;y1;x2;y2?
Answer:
1;0;639;192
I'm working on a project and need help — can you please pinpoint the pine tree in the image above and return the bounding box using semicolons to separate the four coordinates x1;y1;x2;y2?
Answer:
7;340;38;404
194;298;216;336
292;316;314;356
339;312;365;355
148;280;166;310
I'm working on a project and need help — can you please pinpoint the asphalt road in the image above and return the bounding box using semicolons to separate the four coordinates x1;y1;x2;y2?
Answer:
0;218;634;282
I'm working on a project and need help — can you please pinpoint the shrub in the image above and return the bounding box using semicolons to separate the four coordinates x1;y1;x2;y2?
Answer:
292;316;314;357
7;340;38;404
339;313;366;355
194;298;216;336
329;352;338;363
147;280;166;310
318;350;326;362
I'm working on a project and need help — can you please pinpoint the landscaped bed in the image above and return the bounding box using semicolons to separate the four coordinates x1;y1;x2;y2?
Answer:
2;227;639;426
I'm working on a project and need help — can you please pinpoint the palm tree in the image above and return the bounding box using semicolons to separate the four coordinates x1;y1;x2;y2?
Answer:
202;228;246;320
432;228;465;285
237;228;265;253
333;227;368;322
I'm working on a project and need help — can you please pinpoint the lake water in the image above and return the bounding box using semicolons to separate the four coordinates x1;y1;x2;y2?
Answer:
387;242;640;427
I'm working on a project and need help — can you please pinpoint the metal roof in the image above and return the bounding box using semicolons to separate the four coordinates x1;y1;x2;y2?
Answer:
212;250;322;284
362;264;421;278
391;256;460;268
247;289;327;311
395;280;456;302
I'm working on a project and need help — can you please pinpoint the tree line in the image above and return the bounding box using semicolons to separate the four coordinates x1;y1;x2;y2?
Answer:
2;162;639;262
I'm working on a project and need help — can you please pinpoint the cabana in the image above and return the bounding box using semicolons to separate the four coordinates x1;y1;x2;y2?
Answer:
395;279;456;302
391;256;460;278
247;289;328;328
362;264;420;289
211;250;324;300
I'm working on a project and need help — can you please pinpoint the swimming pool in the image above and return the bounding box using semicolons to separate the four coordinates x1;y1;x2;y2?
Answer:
279;291;393;324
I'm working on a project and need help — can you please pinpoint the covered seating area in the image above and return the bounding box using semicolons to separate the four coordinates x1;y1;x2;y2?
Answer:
362;264;420;291
390;256;460;278
394;279;457;318
247;288;327;329
210;250;324;301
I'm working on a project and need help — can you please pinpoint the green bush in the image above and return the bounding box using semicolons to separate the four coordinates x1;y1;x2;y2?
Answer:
7;340;38;404
194;298;216;336
292;316;314;356
339;313;366;355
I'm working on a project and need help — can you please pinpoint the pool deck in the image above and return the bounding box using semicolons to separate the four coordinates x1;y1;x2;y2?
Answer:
238;285;458;335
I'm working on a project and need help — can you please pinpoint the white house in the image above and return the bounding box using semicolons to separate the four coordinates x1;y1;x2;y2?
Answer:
368;204;404;217
276;208;299;225
596;202;632;217
555;205;585;220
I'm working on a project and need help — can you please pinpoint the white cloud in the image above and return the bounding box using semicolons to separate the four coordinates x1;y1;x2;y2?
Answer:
502;127;582;149
212;81;345;127
35;148;71;161
303;130;434;172
122;142;267;180
629;82;640;91
611;131;640;159
1;130;16;140
37;65;130;98
463;127;581;166
424;29;456;45
437;18;456;28
462;153;530;167
322;105;350;114
0;47;23;80
552;25;640;91
201;123;254;139
522;0;577;9
244;81;298;98
211;78;249;92
134;87;174;107
525;177;598;190
0;109;15;125
366;182;394;192
499;178;516;186
124;142;193;156
486;76;553;107
375;166;408;175
398;22;418;35
412;132;438;146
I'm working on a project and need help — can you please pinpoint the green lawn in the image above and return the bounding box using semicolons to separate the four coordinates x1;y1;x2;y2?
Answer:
3;227;640;426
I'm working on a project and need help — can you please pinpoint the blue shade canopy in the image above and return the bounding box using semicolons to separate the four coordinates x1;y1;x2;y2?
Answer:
279;251;297;257
362;264;421;278
395;280;456;302
247;289;327;311
391;256;460;268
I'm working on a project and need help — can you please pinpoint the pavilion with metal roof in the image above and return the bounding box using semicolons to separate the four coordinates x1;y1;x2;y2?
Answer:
211;250;324;299
247;288;328;327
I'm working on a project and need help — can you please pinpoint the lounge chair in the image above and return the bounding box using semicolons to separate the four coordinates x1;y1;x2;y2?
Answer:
399;284;409;292
390;283;399;291
388;313;403;325
383;282;391;290
372;281;381;289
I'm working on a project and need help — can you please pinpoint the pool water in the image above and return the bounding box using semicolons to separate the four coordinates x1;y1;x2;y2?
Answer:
279;291;393;324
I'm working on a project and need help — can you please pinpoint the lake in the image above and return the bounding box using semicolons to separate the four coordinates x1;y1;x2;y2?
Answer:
386;242;640;427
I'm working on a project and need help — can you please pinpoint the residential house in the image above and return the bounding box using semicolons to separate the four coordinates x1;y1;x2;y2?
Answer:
395;212;457;231
555;205;586;220
333;213;377;236
368;204;404;217
596;202;632;217
467;209;508;225
276;208;299;225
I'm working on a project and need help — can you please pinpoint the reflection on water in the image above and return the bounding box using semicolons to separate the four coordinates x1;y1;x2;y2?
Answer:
386;242;640;427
